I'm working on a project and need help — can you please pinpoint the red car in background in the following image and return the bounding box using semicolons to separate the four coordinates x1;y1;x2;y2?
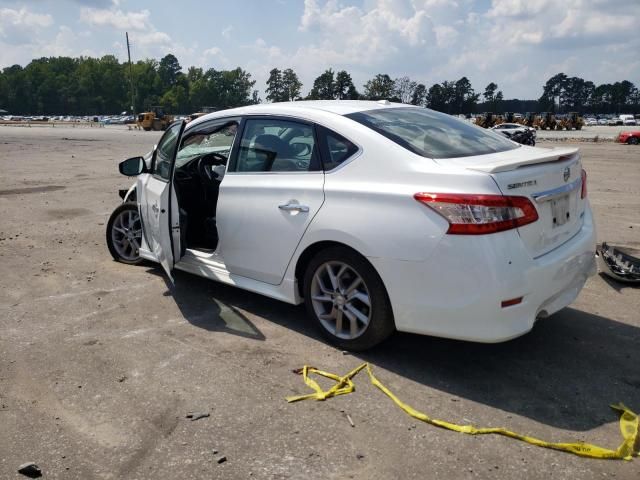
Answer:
617;131;640;145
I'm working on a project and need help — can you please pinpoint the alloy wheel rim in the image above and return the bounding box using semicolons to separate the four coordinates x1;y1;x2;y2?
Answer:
310;261;371;340
111;208;142;261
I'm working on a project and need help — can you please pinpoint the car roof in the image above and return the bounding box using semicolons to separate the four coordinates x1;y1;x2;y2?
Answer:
187;100;415;130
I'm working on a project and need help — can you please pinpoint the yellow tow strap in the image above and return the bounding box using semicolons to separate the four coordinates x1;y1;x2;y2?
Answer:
286;363;639;461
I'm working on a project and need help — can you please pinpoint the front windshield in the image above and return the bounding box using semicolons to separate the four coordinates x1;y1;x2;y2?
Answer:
175;122;238;168
346;107;518;159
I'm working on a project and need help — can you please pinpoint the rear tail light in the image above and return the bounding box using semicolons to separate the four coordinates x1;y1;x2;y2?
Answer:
581;169;587;199
501;297;523;308
414;193;539;235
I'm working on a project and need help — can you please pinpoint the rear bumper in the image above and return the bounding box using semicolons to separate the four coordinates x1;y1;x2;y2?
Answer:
370;206;597;343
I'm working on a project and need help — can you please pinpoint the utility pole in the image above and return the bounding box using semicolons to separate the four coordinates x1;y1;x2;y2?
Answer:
126;32;135;114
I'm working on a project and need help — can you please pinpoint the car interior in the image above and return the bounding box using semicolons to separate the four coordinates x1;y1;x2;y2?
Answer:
171;118;321;253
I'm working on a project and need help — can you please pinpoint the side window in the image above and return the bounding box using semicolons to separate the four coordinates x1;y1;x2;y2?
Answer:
232;118;320;173
176;121;238;169
318;126;359;171
153;122;183;181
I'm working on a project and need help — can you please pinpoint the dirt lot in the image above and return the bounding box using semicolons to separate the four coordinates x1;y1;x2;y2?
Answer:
536;125;626;140
0;125;639;479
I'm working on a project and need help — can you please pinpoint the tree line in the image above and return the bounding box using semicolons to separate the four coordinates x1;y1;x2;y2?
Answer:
1;53;638;115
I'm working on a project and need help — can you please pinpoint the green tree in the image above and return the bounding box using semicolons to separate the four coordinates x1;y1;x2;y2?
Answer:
539;73;568;112
158;54;182;89
308;69;336;100
363;74;395;100
411;83;427;106
265;68;285;102
483;82;502;112
282;68;302;101
453;77;479;113
132;59;161;112
393;76;417;104
335;70;358;99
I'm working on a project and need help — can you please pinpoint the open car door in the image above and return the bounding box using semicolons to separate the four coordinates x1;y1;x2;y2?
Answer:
137;120;186;281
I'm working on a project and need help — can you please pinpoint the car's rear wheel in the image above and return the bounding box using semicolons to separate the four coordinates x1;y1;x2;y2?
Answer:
628;137;639;145
106;202;143;265
303;246;394;351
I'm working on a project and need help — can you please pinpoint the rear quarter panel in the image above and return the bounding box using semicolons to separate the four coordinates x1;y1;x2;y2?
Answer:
288;125;504;268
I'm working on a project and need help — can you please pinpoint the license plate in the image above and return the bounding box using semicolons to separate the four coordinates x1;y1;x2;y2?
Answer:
551;194;570;227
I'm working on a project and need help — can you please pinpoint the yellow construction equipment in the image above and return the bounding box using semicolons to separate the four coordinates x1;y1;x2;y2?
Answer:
556;112;584;131
136;106;174;131
518;112;536;127
475;112;496;129
534;112;556;130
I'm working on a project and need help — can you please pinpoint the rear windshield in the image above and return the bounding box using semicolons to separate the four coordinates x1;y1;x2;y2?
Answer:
346;107;518;159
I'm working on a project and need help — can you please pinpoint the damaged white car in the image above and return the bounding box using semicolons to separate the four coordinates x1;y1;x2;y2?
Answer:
107;101;596;350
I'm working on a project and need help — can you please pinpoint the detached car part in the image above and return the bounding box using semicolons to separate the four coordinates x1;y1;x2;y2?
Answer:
596;242;640;284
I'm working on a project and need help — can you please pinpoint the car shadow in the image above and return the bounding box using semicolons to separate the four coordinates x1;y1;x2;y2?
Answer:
147;265;640;432
598;272;639;292
149;267;266;341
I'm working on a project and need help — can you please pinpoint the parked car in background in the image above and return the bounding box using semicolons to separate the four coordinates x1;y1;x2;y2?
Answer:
619;115;637;126
491;123;536;137
584;118;597;126
617;131;640;145
106;101;596;350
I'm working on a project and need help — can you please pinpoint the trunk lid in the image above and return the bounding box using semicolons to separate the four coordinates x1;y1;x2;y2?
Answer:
435;146;586;258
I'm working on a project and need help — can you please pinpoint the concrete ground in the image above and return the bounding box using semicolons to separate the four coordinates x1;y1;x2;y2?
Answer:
0;125;639;480
536;125;629;140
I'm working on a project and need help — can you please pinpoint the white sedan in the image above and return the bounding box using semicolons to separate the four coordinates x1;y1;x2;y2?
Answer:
107;101;596;350
491;122;536;137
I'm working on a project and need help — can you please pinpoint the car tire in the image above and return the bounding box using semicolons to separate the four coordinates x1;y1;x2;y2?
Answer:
628;137;639;145
106;202;144;265
303;246;395;351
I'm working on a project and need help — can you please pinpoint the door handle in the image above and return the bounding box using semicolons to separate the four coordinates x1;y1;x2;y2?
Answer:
278;203;309;213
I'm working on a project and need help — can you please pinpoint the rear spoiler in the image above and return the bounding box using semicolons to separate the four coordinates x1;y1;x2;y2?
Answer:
465;148;579;173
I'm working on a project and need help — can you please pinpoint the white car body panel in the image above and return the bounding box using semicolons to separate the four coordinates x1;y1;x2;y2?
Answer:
128;101;596;343
217;171;325;285
136;173;174;279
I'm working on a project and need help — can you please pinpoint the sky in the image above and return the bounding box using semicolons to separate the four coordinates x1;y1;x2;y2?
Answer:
0;0;638;100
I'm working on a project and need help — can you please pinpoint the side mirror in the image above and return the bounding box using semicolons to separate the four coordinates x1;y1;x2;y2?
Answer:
212;165;226;181
119;156;146;176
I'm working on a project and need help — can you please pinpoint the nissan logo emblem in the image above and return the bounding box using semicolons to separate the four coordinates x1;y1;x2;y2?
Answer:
563;167;570;182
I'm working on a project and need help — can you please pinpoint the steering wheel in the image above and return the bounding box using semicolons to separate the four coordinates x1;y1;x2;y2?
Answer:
197;152;227;186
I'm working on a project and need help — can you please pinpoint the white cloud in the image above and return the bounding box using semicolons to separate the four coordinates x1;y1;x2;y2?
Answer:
486;0;551;19
131;31;172;47
0;7;53;44
203;47;222;57
79;7;151;31
221;25;233;39
40;26;96;58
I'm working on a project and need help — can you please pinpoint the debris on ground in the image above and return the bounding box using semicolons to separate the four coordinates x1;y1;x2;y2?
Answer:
596;243;640;283
17;462;42;478
346;413;355;427
217;456;227;464
186;412;210;421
